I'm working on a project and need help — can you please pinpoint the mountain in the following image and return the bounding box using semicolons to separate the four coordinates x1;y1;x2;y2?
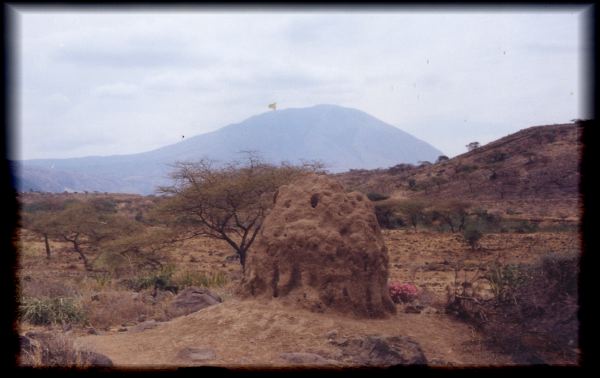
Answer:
14;104;444;194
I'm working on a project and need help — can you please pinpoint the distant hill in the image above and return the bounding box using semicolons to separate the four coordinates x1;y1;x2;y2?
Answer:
14;104;443;194
335;122;584;220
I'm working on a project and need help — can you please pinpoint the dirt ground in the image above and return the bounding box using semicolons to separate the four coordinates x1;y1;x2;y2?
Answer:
74;298;513;368
385;229;580;299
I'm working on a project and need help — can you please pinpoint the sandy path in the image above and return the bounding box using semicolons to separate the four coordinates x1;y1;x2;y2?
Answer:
75;299;513;368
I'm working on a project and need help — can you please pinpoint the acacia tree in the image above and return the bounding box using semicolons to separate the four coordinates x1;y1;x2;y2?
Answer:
157;156;323;271
466;141;480;151
396;199;427;231
20;197;69;259
22;211;55;259
431;200;471;233
95;227;178;276
40;200;139;271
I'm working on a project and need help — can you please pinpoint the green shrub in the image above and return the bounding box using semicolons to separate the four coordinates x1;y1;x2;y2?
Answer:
89;197;118;213
449;252;579;363
498;219;539;233
486;151;508;163
514;220;539;233
374;202;405;229
396;199;428;231
462;227;483;250
485;263;528;303
471;209;502;232
455;164;479;174
366;192;390;202
539;222;578;232
436;155;449;164
91;272;113;289
22;199;67;213
173;270;228;289
429;200;470;233
20;297;86;325
122;264;176;292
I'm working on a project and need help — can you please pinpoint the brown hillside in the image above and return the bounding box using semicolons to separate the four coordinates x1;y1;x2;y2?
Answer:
336;122;582;219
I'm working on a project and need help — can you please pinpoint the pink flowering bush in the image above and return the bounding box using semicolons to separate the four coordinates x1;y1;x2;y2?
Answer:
388;282;419;303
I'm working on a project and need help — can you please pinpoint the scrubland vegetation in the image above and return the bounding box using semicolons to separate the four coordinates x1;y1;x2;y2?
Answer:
16;142;581;366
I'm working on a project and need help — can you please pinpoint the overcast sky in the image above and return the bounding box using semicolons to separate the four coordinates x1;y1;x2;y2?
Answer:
11;6;593;161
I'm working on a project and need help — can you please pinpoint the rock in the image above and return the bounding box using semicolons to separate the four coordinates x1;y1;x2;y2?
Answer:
80;351;113;367
473;280;495;301
335;335;427;366
421;306;439;315
153;290;176;303
118;327;128;332
325;330;338;340
20;332;113;367
87;328;99;335
25;331;53;343
129;320;158;333
240;174;396;318
279;352;339;366
177;347;216;361
20;335;38;354
166;287;222;319
428;358;454;366
404;304;425;314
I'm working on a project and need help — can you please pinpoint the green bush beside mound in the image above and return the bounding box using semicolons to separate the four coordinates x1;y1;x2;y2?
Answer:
20;297;86;325
448;252;579;363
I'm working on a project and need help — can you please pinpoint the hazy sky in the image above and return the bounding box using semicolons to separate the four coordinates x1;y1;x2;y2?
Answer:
11;6;592;160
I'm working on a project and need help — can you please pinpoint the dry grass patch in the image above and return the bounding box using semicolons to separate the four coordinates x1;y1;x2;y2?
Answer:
81;290;170;329
20;331;111;367
20;276;81;299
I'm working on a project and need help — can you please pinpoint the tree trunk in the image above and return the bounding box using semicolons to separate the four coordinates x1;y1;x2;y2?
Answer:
72;240;92;271
446;220;456;233
43;233;51;259
239;249;247;272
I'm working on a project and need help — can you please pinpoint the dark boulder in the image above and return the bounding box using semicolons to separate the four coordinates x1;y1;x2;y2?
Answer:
166;287;222;319
331;335;427;366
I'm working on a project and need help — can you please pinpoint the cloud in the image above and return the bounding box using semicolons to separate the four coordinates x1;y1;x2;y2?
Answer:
520;42;578;55
92;82;139;97
46;93;71;107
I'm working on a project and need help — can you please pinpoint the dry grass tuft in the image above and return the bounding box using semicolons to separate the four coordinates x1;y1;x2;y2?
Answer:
81;290;168;329
19;331;109;367
20;277;81;299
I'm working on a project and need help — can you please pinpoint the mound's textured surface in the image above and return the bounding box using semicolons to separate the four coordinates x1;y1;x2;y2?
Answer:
240;174;395;318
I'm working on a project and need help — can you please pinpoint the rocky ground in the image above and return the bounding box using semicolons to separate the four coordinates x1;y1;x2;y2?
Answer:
72;298;513;368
